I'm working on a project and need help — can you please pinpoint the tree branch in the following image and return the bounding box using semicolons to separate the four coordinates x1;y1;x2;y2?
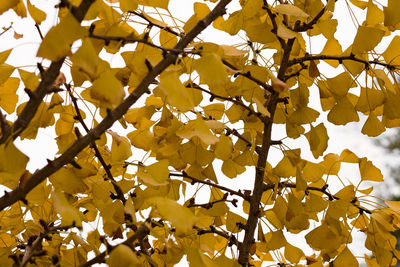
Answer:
238;22;299;266
0;0;232;211
169;172;249;201
288;54;399;70
194;225;241;247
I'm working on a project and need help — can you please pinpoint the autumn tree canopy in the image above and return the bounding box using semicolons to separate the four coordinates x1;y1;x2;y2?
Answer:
0;0;400;266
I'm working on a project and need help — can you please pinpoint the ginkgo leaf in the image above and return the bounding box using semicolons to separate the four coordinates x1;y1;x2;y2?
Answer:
0;77;19;113
0;0;18;15
193;53;228;95
274;4;309;18
327;96;359;125
333;247;359;267
221;159;245;178
273;156;296;178
349;0;368;9
382;36;400;66
70;39;99;79
37;13;86;61
0;142;29;188
366;0;384;26
0;64;15;85
27;0;46;24
90;71;125;105
303;161;325;182
265;230;286;250
355;87;384;114
305;224;342;251
149;197;197;235
352;26;385;55
49;167;88;194
288;107;319;125
203;103;225;120
277;23;297;39
383;0;400;29
361;111;385;137
187;248;218;267
110;131;132;163
321;153;341;175
243;21;277;44
177;116;218;145
159;72;195;112
119;0;138;12
305;123;328;159
339;149;360;163
52;190;82;226
137;160;169;186
326;72;355;100
107;244;140;267
214;134;233;160
359;157;383;182
0;49;11;64
321;38;342;67
285;242;304;264
226;211;246;233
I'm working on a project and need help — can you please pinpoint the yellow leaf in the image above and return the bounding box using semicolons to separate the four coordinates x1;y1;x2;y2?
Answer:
159;72;194;112
0;64;15;85
382;36;400;66
355;87;384;114
352;26;385;54
274;4;309;18
119;0;138;12
339;149;360;163
27;0;46;25
277;23;298;39
137;160;169;186
305;224;341;251
12;0;27;18
49;167;88;194
18;69;39;90
149;197;197;235
243;21;277;44
305;123;328;159
265;230;286;250
0;49;11;64
177;116;218;145
221;159;245;178
107;244;140;267
349;0;368;9
321;153;340;175
193;53;227;95
214;134;233;160
327;96;359;125
385;200;400;213
273;156;296;178
303;161;325;182
110;131;132;163
90;71;125;106
159;29;177;48
361;111;385;137
288;107;319;125
333;247;359;267
285;242;304;264
52;190;82;226
384;0;400;29
0;142;29;188
37;13;86;61
226;211;246;233
321;38;342;67
0;77;19;113
203;103;225;120
358;186;373;195
70;39;99;79
366;0;384;26
326;72;355;100
187;248;218;267
0;0;18;15
359;157;383;182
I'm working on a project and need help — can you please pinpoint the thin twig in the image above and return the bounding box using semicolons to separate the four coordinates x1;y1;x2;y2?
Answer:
65;84;126;204
169;172;249;201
